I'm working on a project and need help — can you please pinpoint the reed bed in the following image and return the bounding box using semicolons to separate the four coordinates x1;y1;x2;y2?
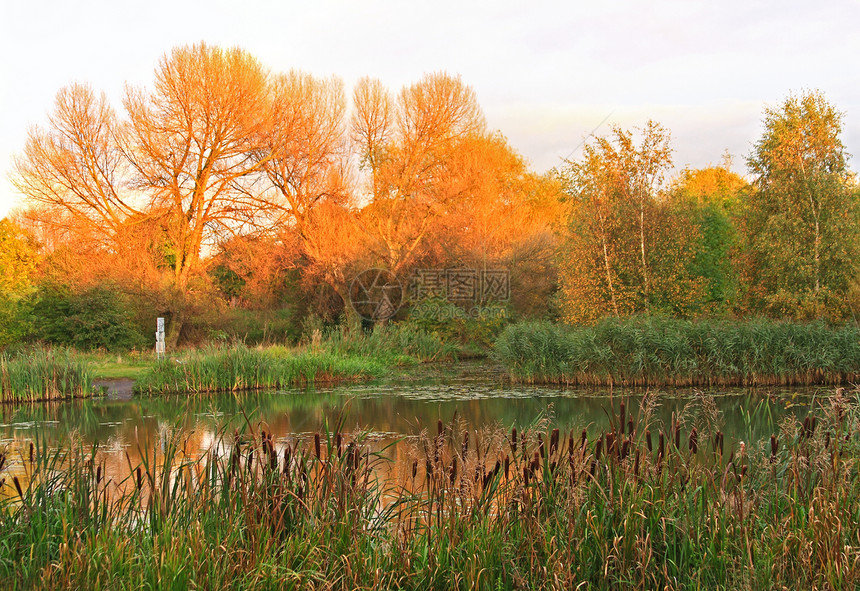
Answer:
2;392;860;589
495;317;860;386
0;348;94;403
134;345;388;394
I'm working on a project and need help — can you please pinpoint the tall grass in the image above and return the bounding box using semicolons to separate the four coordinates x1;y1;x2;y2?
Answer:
322;322;460;363
134;345;388;394
0;348;93;402
2;392;859;589
495;316;860;386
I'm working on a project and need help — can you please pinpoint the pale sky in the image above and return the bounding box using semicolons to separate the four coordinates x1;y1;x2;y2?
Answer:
2;0;859;217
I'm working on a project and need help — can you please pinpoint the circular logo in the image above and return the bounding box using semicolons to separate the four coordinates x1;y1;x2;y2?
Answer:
349;268;403;321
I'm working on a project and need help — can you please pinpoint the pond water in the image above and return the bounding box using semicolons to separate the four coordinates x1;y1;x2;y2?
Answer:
0;362;827;460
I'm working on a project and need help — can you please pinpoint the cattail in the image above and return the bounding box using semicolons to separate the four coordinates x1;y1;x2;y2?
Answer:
504;455;510;480
550;429;559;457
619;402;626;433
511;428;518;453
715;431;724;456
771;434;778;461
426;459;433;478
523;466;530;487
595;437;603;461
283;444;292;475
96;464;102;485
689;428;698;454
621;439;630;460
645;430;652;453
13;476;23;498
0;452;5;472
462;431;469;458
411;459;418;479
605;432;615;458
29;442;34;464
658;431;665;460
580;429;588;454
269;444;278;471
136;467;143;491
314;433;321;459
803;416;815;439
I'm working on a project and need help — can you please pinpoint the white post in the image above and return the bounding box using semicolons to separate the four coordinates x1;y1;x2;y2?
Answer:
156;317;166;359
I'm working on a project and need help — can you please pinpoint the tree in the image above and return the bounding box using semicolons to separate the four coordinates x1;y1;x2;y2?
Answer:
14;43;274;345
741;91;859;319
351;73;486;277
558;122;704;322
670;161;748;312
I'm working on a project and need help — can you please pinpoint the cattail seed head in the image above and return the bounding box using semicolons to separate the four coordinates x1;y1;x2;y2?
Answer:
511;428;518;453
619;402;626;432
689;428;698;455
13;476;23;498
411;459;418;479
29;442;34;464
771;434;778;459
336;432;342;456
645;430;652;452
504;455;510;480
314;433;321;459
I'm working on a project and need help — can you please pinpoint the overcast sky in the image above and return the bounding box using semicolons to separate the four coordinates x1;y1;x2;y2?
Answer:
2;0;859;217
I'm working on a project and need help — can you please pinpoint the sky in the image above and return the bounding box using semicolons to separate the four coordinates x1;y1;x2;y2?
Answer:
1;0;859;217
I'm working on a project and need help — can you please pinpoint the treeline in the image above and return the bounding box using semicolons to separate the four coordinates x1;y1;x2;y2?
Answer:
0;42;858;350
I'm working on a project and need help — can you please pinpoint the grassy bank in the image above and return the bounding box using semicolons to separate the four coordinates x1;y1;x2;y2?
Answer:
0;348;94;402
495;317;860;386
135;324;458;395
1;393;859;589
134;346;388;394
0;324;458;399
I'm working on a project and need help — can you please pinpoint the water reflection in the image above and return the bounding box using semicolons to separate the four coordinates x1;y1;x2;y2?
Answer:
0;363;825;454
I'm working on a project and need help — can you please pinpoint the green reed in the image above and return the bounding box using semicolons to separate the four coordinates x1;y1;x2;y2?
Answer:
0;348;94;402
134;345;388;394
495;316;860;386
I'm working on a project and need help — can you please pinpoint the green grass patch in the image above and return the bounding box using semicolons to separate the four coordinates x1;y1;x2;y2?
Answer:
495;316;860;386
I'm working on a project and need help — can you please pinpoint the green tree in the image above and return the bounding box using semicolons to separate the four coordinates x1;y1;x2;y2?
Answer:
0;219;40;346
670;162;747;313
742;91;859;320
558;122;705;322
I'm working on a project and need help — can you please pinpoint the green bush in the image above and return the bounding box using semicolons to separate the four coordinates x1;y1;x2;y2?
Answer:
29;284;147;352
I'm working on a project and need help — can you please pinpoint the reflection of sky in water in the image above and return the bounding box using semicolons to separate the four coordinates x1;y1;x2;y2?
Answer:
0;362;828;455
